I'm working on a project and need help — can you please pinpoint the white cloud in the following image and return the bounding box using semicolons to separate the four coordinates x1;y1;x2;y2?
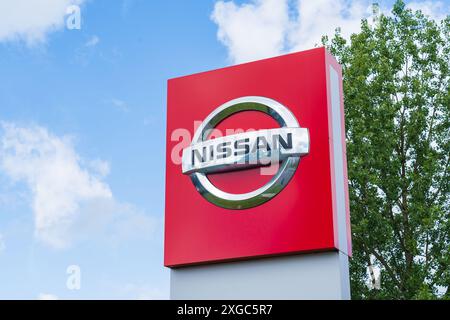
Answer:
85;35;100;47
0;0;84;45
0;122;156;249
87;159;110;178
407;1;449;21
38;293;59;300
211;0;290;64
211;0;449;64
288;0;371;53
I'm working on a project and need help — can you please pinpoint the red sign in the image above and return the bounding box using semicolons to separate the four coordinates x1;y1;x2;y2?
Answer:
165;47;351;267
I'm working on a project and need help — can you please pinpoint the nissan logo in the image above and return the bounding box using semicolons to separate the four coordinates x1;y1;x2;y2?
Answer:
181;96;310;209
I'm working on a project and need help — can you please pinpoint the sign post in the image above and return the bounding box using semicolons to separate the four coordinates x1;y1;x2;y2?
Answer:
165;47;352;299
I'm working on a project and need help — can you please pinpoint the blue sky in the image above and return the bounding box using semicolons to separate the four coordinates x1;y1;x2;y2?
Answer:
0;0;226;299
0;0;448;299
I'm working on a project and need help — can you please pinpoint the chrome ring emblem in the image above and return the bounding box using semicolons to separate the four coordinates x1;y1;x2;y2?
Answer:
181;96;310;209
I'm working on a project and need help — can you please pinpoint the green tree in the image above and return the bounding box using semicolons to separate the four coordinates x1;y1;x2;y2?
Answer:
323;0;449;299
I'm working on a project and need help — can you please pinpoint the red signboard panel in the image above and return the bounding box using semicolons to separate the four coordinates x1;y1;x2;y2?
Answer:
165;47;351;267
